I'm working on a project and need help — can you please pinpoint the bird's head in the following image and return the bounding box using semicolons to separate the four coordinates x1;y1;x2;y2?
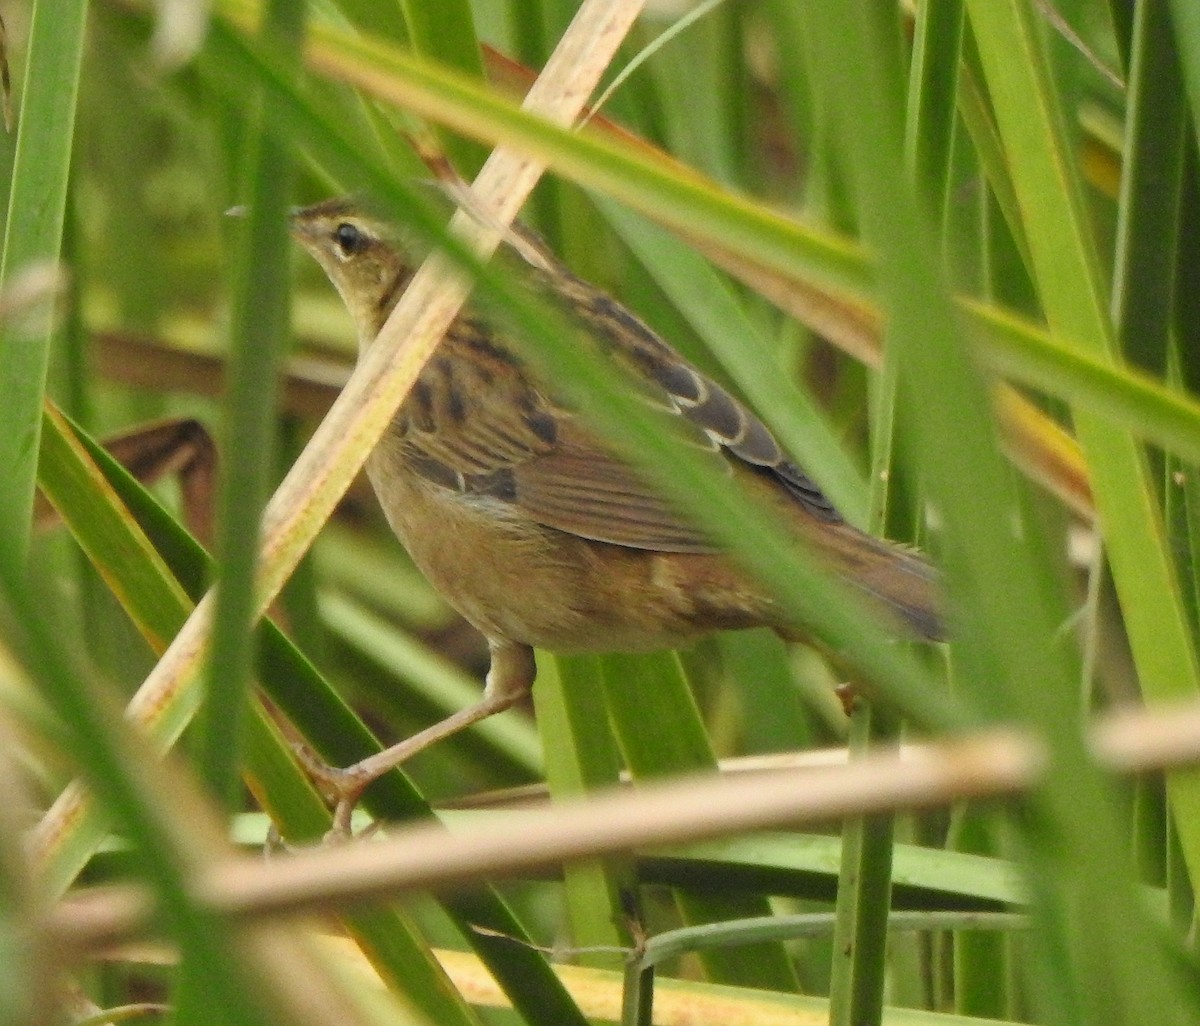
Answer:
289;197;414;346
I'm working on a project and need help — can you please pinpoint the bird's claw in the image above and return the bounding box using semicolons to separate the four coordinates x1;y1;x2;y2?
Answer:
288;739;375;842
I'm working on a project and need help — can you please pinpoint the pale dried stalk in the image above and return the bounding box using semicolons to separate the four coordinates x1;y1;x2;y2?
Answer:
47;697;1200;954
47;729;1035;955
88;938;829;1026
33;0;647;871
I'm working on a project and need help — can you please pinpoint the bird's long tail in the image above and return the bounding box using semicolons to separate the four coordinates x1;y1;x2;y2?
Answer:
808;522;945;642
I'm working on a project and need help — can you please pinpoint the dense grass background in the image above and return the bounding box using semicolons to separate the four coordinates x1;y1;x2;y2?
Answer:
4;1;1200;1024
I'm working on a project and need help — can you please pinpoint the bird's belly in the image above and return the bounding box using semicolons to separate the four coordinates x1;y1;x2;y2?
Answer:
365;453;773;653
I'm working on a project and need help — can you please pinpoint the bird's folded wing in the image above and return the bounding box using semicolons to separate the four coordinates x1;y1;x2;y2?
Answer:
399;377;718;553
506;439;718;552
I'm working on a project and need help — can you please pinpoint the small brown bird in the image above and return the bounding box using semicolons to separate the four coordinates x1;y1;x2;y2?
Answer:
290;196;941;830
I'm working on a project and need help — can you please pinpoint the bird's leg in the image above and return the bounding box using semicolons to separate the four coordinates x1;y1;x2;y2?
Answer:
299;641;537;837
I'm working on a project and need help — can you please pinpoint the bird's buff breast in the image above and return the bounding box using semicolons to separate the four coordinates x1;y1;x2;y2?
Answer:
364;447;771;654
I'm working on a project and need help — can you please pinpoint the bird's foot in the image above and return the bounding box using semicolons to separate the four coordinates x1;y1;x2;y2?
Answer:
834;682;861;718
289;740;378;842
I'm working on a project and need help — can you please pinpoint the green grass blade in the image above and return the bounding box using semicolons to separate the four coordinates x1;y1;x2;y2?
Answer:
967;0;1200;894
1112;0;1187;376
0;0;87;567
202;0;305;810
532;653;632;962
397;0;487;174
1169;1;1200;148
601;651;801;991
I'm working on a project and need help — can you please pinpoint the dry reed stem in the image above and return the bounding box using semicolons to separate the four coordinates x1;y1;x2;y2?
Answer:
46;698;1200;955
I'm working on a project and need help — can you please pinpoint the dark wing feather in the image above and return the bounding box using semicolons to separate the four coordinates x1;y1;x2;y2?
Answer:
395;323;718;553
504;433;717;553
648;362;842;523
396;272;847;551
522;252;844;525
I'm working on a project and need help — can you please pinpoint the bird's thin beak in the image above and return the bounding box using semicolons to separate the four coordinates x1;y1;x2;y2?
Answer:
285;206;318;243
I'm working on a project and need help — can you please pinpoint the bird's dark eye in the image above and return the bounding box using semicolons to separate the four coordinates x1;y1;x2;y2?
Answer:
333;222;368;256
